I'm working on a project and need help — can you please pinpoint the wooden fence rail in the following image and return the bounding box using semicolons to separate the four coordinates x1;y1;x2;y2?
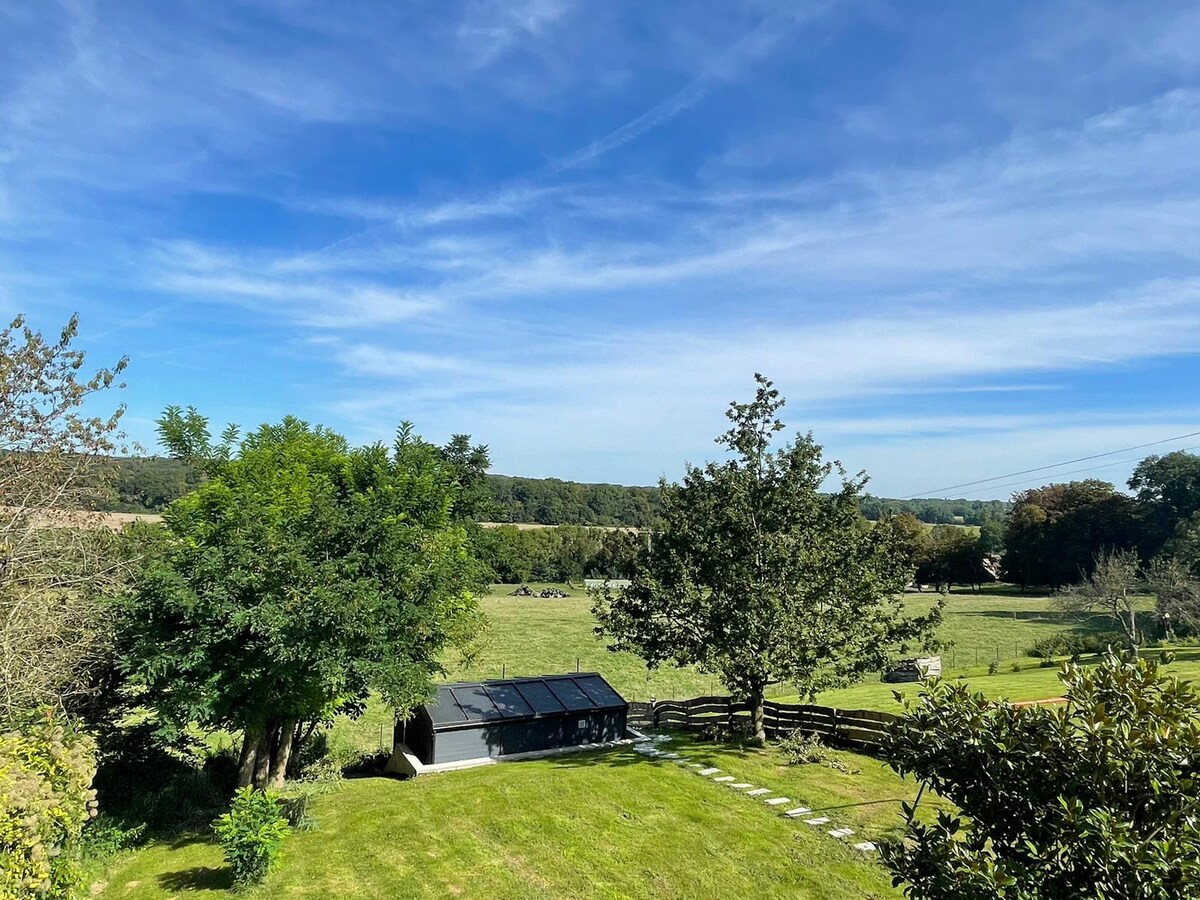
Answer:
627;695;900;751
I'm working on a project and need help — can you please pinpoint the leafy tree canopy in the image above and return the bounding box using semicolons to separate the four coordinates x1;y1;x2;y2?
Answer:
594;375;941;739
118;414;485;788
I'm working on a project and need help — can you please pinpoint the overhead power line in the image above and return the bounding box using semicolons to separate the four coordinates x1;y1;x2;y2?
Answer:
973;444;1200;497
907;429;1200;499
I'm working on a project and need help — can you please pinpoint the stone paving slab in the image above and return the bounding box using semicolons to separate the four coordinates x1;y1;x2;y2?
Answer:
764;797;791;806
728;783;753;789
783;807;811;817
713;776;735;782
853;842;879;852
746;788;771;796
698;767;721;776
828;827;855;838
804;817;831;826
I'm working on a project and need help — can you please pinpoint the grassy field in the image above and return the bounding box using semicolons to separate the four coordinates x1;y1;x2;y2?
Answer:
446;584;1150;703
96;734;925;900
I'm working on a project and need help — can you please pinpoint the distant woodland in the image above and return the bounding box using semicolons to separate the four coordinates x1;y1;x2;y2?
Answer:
96;456;1005;527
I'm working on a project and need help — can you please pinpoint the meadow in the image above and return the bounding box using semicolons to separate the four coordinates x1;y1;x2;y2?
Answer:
441;583;1160;707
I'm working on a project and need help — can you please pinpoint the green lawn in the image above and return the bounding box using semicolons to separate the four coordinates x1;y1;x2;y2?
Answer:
446;584;1146;703
96;735;916;900
811;650;1200;712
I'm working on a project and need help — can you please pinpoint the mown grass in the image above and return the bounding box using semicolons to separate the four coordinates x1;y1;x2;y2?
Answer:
446;585;1147;703
811;650;1200;712
96;734;911;900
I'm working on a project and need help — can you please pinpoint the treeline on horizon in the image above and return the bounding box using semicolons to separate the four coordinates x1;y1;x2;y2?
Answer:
97;456;1007;527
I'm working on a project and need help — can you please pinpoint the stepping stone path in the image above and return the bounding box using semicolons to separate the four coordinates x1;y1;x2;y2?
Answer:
635;733;880;857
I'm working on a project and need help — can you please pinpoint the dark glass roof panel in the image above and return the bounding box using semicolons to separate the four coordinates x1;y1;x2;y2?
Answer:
546;677;597;712
452;684;503;721
483;683;535;718
427;686;468;725
575;675;624;708
513;679;567;715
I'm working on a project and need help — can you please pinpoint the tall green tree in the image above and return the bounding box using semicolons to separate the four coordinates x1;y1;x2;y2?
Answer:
1002;480;1139;589
594;375;941;740
883;653;1200;899
118;415;484;789
1130;450;1200;560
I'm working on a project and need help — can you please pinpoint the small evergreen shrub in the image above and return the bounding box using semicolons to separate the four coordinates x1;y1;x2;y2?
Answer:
212;787;290;887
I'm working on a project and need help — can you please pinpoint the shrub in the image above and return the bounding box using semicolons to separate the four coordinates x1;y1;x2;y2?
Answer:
92;725;227;835
779;729;830;766
1028;632;1123;659
987;660;1000;675
212;787;290;887
883;653;1200;898
0;713;97;899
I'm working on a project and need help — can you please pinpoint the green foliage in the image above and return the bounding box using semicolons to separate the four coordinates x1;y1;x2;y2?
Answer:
883;653;1200;899
778;729;830;766
0;713;97;899
860;495;1007;526
90;724;232;836
474;525;645;583
1130;450;1200;560
486;475;661;527
211;787;290;887
595;375;941;738
117;415;485;788
1001;480;1140;589
918;526;991;591
1028;631;1124;659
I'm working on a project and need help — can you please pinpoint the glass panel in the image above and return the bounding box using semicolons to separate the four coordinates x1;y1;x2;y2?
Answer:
483;683;535;718
452;685;503;721
513;680;567;715
427;686;467;726
575;675;624;708
546;677;597;712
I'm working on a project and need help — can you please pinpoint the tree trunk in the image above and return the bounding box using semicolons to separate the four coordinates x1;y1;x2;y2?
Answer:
236;728;260;789
288;721;316;781
253;723;275;790
749;684;766;743
268;719;296;789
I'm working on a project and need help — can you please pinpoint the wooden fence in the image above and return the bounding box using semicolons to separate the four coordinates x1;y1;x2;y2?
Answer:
628;696;900;752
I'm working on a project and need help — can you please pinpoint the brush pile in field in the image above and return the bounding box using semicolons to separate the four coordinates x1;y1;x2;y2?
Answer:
508;585;570;598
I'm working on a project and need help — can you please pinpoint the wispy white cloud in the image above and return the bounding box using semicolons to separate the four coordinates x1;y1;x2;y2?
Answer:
551;2;831;172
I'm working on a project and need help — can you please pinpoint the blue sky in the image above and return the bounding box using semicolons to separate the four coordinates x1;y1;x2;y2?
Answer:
5;1;1200;499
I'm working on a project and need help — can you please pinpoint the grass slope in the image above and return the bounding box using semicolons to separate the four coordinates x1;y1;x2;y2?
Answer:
98;735;914;900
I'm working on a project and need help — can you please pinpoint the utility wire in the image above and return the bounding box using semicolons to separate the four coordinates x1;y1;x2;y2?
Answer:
906;430;1200;499
972;444;1200;497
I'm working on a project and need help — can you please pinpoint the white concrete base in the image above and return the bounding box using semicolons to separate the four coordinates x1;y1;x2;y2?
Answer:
385;737;635;777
